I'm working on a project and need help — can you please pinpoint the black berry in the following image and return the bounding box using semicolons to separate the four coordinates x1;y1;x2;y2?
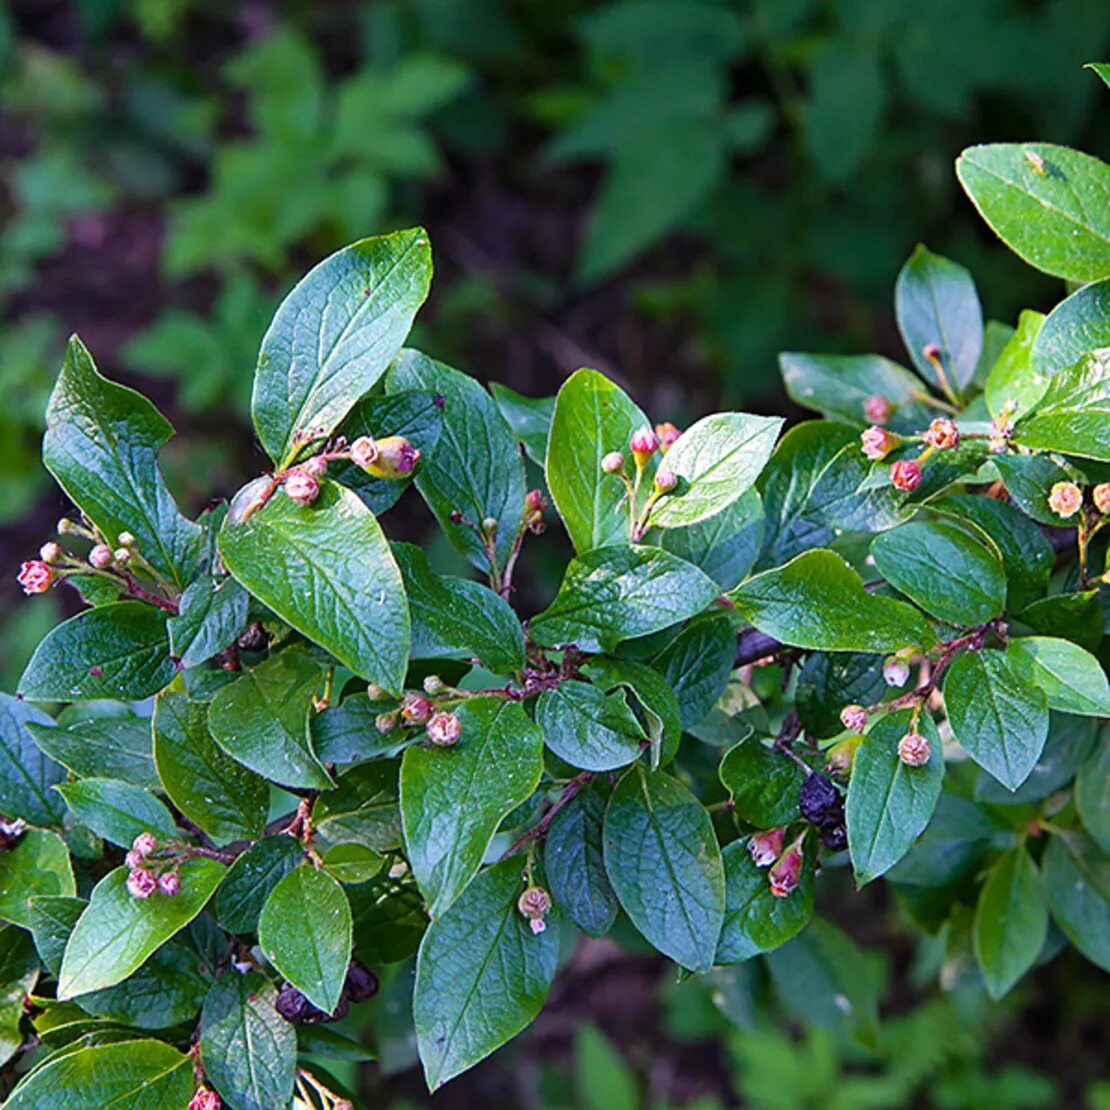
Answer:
345;960;378;1003
275;982;349;1024
799;773;844;828
820;823;848;852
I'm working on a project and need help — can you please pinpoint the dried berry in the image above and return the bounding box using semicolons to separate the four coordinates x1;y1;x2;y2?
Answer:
344;960;378;1003
819;823;848;852
237;622;269;653
275;982;348;1025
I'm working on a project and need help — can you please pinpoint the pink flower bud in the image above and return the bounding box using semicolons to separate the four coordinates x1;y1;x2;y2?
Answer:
127;867;157;900
1094;483;1110;515
655;422;682;452
375;712;397;734
132;832;158;857
113;548;131;566
630;425;659;461
302;455;328;478
525;489;546;512
825;735;861;776
449;510;463;524
601;451;625;474
898;731;931;766
89;543;114;568
654;468;677;493
188;1088;222;1110
890;459;922;492
860;426;895;461
17;560;52;595
400;693;435;725
883;656;911;688
862;395;891;425
840;704;868;733
423;674;446;696
125;850;143;869
922;342;942;362
1047;481;1082;519
39;542;64;564
924;418;959;450
158;870;180;896
427;711;462;746
768;838;805;898
748;827;785;868
284;469;320;506
363;436;421;480
350;435;380;469
518;885;552;921
117;532;136;548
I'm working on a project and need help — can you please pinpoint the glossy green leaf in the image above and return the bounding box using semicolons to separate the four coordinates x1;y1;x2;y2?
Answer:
973;847;1047;999
536;681;644;772
1019;591;1104;653
1007;637;1110;717
208;650;331;790
975;715;1098;807
252;228;432;464
729;550;935;654
321;842;385;884
1077;744;1110;853
870;520;1005;626
258;864;352;1014
490;382;554;465
796;652;886;741
27;712;157;791
413;857;558;1090
1087;62;1110;88
349;871;428;966
543;783;618;938
389;349;525;573
603;766;724;972
0;928;38;1066
394;542;524;674
583;656;682;770
545;367;651;553
401;697;543;917
985;309;1047;420
847;711;944;885
647;412;783;529
957;143;1110;283
153;690;269;845
311;760;402;853
0;693;65;826
719;738;809;829
1042;831;1109;972
896;244;982;394
653;613;736;729
28;895;85;976
58;858;224;998
311;693;404;766
945;649;1049;791
167;576;248;668
219;480;409;691
43;336;201;586
0;828;75;928
200;970;297;1110
780;352;925;427
215;837;306;935
992;452;1087;526
56;779;176;848
653;488;764;590
3;1038;193;1109
1016;348;1110;461
18;602;174;703
531;545;719;654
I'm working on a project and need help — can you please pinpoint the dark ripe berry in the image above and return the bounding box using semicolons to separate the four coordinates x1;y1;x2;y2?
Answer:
275;982;348;1024
237;622;269;653
820;823;848;852
345;960;378;1003
799;773;844;828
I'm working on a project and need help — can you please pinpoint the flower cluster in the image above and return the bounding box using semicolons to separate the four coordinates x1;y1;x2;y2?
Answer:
124;834;182;900
748;829;807;897
376;685;462;748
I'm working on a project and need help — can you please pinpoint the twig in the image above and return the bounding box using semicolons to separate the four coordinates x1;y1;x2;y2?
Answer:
502;773;594;859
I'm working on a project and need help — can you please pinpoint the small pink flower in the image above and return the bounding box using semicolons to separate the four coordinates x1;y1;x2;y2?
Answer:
400;693;434;725
524;489;547;534
529;918;546;935
898;731;931;766
630;425;659;461
188;1088;221;1110
518;885;552;928
860;426;895;461
1047;481;1082;519
655;422;682;452
302;455;328;478
883;656;911;688
840;704;868;733
349;435;380;469
924;418;959;450
127;867;157;900
17;560;52;595
862;395;891;425
654;468;677;493
748;827;785;868
601;451;625;474
132;832;158;857
284;469;319;506
427;711;461;746
39;542;64;563
158;871;180;896
769;838;805;898
1094;483;1110;516
890;459;922;492
125;850;143;869
89;543;114;568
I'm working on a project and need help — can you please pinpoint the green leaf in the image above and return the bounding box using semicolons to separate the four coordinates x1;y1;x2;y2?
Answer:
58;858;224;998
992;452;1087;526
545;368;651;553
349;871;427;966
18;602;174;703
1019;590;1104;653
574;1025;639;1110
779;352;924;428
401;697;543;917
311;694;404;766
975;715;1098;807
531;545;719;654
43;336;201;586
1007;637;1110;716
394;542;524;674
1016;348;1110;461
1030;279;1110;379
717;838;813;964
797;652;886;741
489;382;554;465
215;836;306;935
973;847;1048;1000
729;550;936;654
3;1038;193;1109
219;480;409;691
258;864;352;1014
847;710;944;885
56;779;176;848
28;895;85;976
27;712;158;791
311;760;402;853
719;738;809;829
200;971;297;1110
153;690;269;845
388;349;525;573
984;309;1047;421
1077;744;1110;853
536;681;644;772
895;244;982;394
321;842;385;884
0;693;66;826
252;229;432;464
603;765;724;972
945;650;1049;792
208;651;332;790
652;613;736;730
0;929;39;1066
167;576;248;668
647;412;783;529
870;520;1005;626
543;783;618;938
0;828;75;928
653;489;765;590
1042;831;1109;972
956;143;1110;283
1087;62;1110;89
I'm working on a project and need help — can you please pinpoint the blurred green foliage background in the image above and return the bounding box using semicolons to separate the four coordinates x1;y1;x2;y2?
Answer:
1;1;1109;1105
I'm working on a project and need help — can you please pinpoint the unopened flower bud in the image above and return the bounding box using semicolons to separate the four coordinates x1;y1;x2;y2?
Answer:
133;832;158;857
302;455;328;478
863;395;891;425
525;489;546;512
630;425;659;465
117;532;136;547
113;548;131;566
655;422;682;452
840;704;868;733
898;731;931;766
890;459;922;492
350;435;380;469
1093;483;1110;516
158;870;180;896
518;885;552;924
87;543;112;568
363;436;420;480
284;469;320;506
524;489;547;534
39;542;64;564
449;510;463;524
1047;481;1082;519
601;451;625;474
365;683;384;700
769;838;805;898
883;656;911;687
427;711;461;746
654;468;677;493
825;735;861;776
748;827;785;868
860;426;896;461
125;850;142;869
187;1087;221;1110
481;517;498;536
924;418;959;450
423;674;446;696
401;693;435;724
17;561;53;595
375;712;397;734
57;518;77;535
127;867;157;900
922;342;942;362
